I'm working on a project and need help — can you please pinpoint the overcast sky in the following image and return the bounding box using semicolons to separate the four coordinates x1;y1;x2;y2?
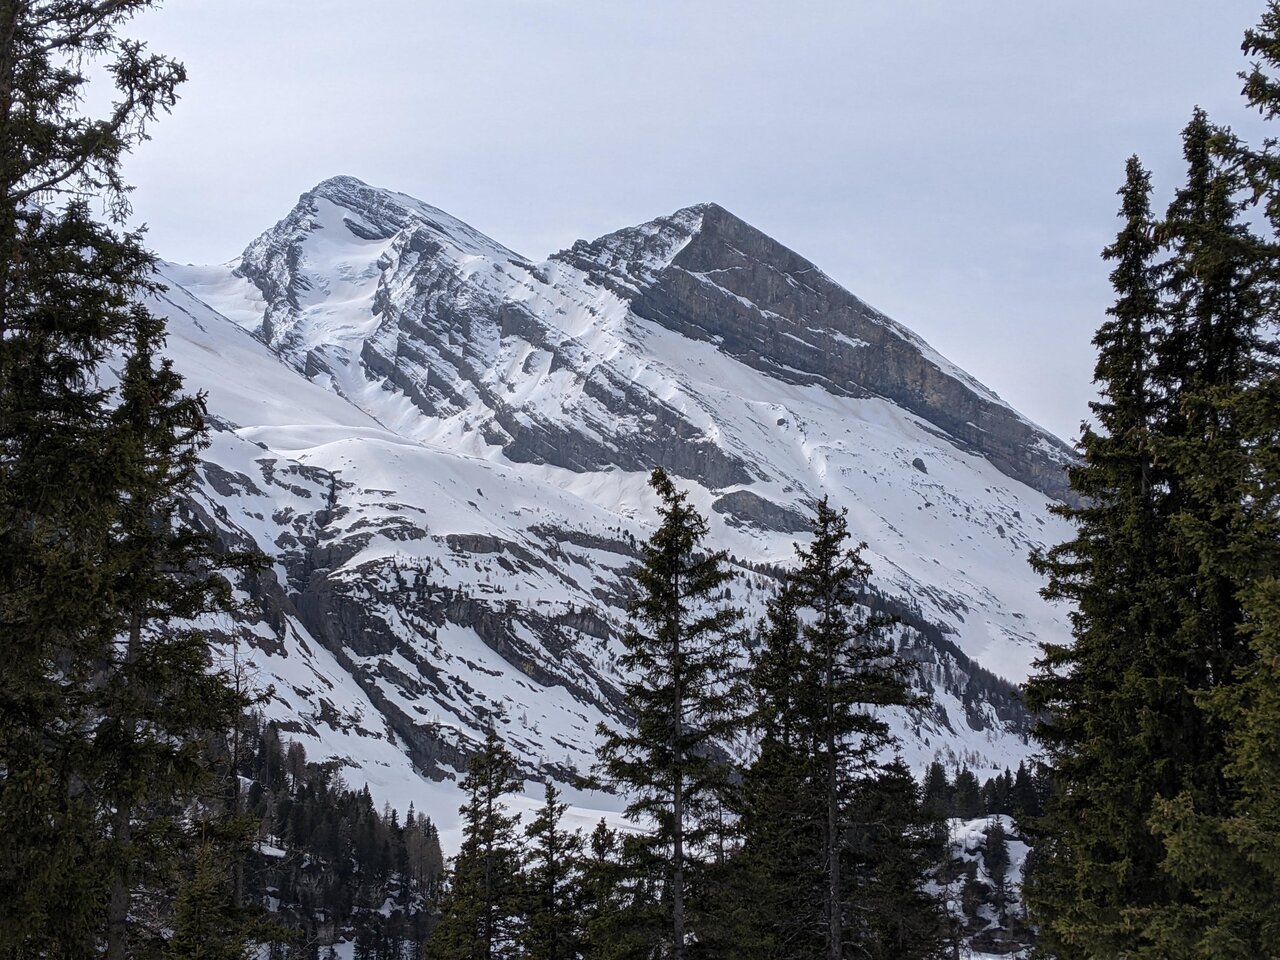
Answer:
121;1;1272;443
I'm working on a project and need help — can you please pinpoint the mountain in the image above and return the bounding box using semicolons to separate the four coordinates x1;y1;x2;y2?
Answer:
148;175;1073;823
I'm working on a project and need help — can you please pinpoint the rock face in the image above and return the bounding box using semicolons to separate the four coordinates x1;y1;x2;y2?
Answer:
153;176;1076;817
556;203;1074;502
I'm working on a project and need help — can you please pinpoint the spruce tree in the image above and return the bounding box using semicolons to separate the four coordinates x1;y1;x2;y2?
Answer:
951;770;981;821
1129;15;1280;944
788;498;915;960
164;840;272;960
1130;108;1274;956
736;499;931;959
733;582;826;960
919;762;952;822
1022;155;1175;959
519;782;587;960
844;759;950;960
579;819;653;960
431;729;525;960
101;308;260;959
595;467;745;960
0;3;256;957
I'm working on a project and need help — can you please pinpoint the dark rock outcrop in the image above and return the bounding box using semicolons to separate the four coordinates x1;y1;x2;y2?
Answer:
558;203;1074;502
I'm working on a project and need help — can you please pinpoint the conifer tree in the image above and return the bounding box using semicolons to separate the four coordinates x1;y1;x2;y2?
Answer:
951;770;981;821
520;782;587;960
1022;154;1175;959
733;582;826;960
1027;96;1278;955
1133;108;1273;955
733;499;943;959
983;819;1011;926
0;3;256;956
1114;10;1280;950
595;467;745;960
788;498;914;960
164;841;269;960
920;762;952;821
579;819;650;960
431;729;525;960
844;759;950;960
1009;762;1041;820
101;305;259;959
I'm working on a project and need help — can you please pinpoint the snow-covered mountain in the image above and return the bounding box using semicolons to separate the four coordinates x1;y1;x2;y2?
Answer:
149;175;1073;820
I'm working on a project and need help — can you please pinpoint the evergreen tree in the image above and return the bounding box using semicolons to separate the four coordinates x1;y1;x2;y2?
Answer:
1149;570;1280;959
431;729;524;960
595;467;745;960
519;782;587;960
983;819;1011;925
1132;108;1274;956
919;762;952;821
732;499;942;959
0;3;257;957
844;759;950;960
1131;15;1280;945
100;302;259;959
791;499;894;959
580;821;661;960
1027;100;1276;956
951;770;981;821
1022;154;1177;959
1009;762;1041;820
165;840;275;960
733;582;826;960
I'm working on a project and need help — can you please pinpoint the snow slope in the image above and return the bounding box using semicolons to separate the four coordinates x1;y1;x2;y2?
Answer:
151;176;1074;830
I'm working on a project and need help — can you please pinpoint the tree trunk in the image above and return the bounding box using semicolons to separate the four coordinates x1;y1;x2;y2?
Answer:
484;784;495;960
106;805;131;960
107;614;142;960
672;574;686;960
824;588;842;960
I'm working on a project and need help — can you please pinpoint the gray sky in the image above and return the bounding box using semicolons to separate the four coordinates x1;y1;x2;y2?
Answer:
122;1;1271;443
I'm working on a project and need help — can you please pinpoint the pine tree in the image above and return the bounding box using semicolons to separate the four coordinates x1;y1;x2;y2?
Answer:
0;4;257;957
733;582;826;960
1129;14;1280;946
844;759;950;960
431;729;525;960
788;499;915;960
595;467;745;960
519;782;586;960
1022;154;1175;959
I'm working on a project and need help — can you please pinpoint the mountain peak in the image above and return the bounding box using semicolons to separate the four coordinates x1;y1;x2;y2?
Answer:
273;174;523;262
549;202;725;298
305;174;373;198
555;198;1074;500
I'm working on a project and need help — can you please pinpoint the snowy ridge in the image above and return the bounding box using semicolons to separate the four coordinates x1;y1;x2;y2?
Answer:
149;177;1072;833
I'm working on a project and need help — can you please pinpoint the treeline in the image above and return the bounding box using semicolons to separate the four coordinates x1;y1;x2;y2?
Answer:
1019;5;1280;957
920;760;1049;822
236;723;444;957
428;478;959;960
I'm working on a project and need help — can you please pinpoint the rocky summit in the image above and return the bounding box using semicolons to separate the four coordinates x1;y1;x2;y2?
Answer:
151;175;1073;822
